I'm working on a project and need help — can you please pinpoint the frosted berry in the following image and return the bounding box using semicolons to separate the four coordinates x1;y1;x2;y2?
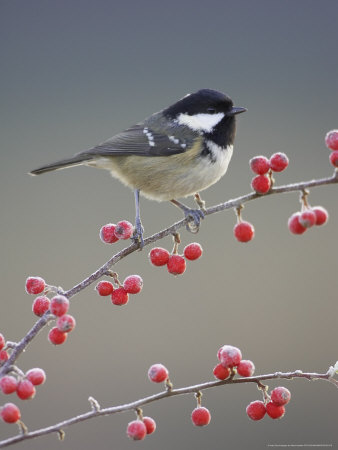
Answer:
249;155;270;175
288;212;307;235
313;206;329;226
329;150;338;168
251;174;271;194
56;314;76;333
269;152;289;172
246;400;266;421
266;401;285;419
271;386;291;406
167;254;186;275
0;333;5;351
0;376;18;394
219;345;242;368
149;247;170;266
143;416;156;435
95;281;114;296
1;403;21;423
183;243;203;261
0;350;9;363
299;210;316;228
325;129;338;150
148;364;169;383
48;327;67;345
16;380;36;400
191;407;211;426
123;275;143;294
233;221;255;243
114;220;134;240
127;420;147;440
26;368;46;386
237;360;255;377
99;223;119;244
111;287;129;306
213;363;230;380
50;295;69;317
32;296;50;317
25;276;45;295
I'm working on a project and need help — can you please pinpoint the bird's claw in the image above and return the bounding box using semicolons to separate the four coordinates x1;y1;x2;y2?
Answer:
132;218;145;249
184;208;205;233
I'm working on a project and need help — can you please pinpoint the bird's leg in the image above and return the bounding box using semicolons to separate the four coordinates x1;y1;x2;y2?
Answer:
194;192;207;212
170;197;205;233
132;189;145;248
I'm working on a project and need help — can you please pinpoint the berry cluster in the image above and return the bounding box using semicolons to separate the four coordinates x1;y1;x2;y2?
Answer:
99;221;134;244
96;274;143;306
288;198;329;236
214;345;255;380
325;129;338;168
250;152;289;195
25;277;76;345
246;385;291;421
149;242;203;276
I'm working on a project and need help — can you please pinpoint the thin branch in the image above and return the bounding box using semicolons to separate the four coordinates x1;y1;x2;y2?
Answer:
1;170;337;378
0;366;337;448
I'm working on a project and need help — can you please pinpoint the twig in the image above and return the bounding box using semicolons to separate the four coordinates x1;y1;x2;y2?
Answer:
0;366;336;448
0;171;337;378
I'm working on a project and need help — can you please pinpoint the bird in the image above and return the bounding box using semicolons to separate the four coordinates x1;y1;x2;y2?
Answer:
30;89;246;246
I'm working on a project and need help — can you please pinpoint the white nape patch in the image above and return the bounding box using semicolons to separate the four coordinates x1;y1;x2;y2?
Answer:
176;112;225;133
143;127;155;147
168;135;180;145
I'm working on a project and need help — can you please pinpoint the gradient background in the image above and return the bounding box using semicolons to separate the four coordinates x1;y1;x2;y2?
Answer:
1;1;337;449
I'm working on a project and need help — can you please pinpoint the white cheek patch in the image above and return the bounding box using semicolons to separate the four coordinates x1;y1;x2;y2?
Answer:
176;112;225;133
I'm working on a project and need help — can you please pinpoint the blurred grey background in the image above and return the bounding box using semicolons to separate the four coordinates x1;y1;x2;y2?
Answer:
1;0;337;448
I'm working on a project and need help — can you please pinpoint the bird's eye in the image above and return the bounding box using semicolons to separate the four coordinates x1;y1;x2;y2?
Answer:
207;107;216;114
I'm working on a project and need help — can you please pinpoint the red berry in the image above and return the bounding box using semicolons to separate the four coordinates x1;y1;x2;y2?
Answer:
149;247;170;266
123;275;143;294
111;287;129;305
114;220;134;240
299;210;316;228
213;363;230;380
251;174;271;194
95;281;114;296
0;333;5;351
148;363;169;383
1;403;21;423
233;221;255;243
99;223;119;244
126;420;147;440
191;407;211;426
0;376;18;394
219;345;242;368
313;206;329;226
16;380;36;400
50;295;69;317
183;243;203;260
270;386;291;406
56;314;76;333
246;400;266;421
167;254;186;275
32;296;50;317
329;150;338;168
25;276;45;295
269;152;289;172
237;360;255;377
249;155;270;175
325;129;338;150
0;350;9;363
26;368;46;386
288;212;307;235
143;416;156;435
48;327;67;345
266;401;285;419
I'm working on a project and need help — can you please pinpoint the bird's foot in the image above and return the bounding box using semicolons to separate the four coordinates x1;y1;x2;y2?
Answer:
183;207;205;233
132;217;145;249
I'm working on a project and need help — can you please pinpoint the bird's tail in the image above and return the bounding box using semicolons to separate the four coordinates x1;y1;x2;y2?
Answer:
30;154;93;175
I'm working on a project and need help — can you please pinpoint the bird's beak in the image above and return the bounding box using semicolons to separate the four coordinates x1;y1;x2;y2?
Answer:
229;106;247;116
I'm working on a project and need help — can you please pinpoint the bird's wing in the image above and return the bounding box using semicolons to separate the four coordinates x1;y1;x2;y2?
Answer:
79;123;194;158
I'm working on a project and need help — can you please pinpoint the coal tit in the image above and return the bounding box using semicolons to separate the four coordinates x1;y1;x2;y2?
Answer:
30;89;246;245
